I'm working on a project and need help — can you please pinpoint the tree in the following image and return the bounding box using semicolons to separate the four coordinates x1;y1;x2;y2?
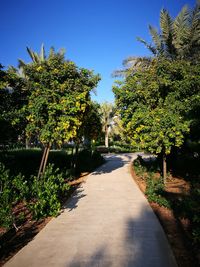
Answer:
113;59;200;181
137;1;200;61
0;65;28;146
79;101;102;143
113;1;200;79
99;102;114;148
22;47;100;177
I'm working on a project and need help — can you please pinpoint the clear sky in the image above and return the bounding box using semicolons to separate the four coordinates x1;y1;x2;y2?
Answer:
0;0;196;103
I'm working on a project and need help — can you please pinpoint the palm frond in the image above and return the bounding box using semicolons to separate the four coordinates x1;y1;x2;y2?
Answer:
172;5;190;51
26;47;35;62
160;9;173;42
59;48;66;56
112;56;152;78
18;59;26;69
189;1;200;43
112;69;127;78
40;43;45;61
149;25;162;53
49;47;55;58
137;37;157;55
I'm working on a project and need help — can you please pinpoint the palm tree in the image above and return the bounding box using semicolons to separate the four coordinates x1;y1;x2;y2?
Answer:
18;44;65;70
99;102;114;148
113;1;200;78
112;56;152;77
138;1;200;61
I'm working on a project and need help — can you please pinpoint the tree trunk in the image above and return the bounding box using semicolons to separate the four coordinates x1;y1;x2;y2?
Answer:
37;143;51;179
42;144;50;174
105;129;109;148
163;152;167;184
37;146;47;179
73;144;79;170
25;138;30;149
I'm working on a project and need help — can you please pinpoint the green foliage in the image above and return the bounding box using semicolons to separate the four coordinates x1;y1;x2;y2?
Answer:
75;101;102;144
0;66;28;146
29;164;70;219
113;59;200;158
133;156;148;178
145;176;171;208
23;50;100;147
133;156;170;208
0;162;29;229
138;2;200;61
0;163;13;228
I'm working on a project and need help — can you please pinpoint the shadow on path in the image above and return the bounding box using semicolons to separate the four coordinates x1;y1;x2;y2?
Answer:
62;187;86;211
93;153;135;175
66;204;177;267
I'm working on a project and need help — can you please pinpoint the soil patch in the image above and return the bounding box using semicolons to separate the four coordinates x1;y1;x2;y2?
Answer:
130;164;199;267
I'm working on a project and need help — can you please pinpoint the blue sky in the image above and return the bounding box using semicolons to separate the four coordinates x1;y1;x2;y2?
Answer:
0;0;196;103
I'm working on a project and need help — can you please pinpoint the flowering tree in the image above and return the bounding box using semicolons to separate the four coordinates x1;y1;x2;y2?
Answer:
23;48;100;177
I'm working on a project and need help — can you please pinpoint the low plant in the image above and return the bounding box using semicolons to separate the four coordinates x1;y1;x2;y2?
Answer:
133;156;147;179
0;162;28;230
29;164;70;219
145;175;171;208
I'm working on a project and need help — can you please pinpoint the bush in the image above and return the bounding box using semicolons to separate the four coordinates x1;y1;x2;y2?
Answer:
29;164;70;219
133;156;170;208
133;156;147;178
145;176;171;208
0;162;29;229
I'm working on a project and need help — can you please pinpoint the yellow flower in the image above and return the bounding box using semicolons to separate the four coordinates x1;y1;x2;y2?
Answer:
36;66;43;71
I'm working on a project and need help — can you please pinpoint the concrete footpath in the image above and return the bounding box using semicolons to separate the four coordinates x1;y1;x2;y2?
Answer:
4;153;178;267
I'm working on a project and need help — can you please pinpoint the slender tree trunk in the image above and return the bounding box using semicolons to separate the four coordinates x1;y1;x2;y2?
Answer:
37;143;51;179
37;146;47;179
25;138;30;149
42;143;50;174
73;143;79;170
105;127;109;148
163;152;167;184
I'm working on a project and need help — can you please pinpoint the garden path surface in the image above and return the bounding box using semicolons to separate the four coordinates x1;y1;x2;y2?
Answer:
4;153;178;267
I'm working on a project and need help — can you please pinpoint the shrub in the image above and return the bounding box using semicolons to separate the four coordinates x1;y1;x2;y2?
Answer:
133;156;147;178
0;162;28;229
145;176;171;208
29;164;70;219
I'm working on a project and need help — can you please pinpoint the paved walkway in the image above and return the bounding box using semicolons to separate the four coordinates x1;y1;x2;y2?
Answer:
5;153;178;267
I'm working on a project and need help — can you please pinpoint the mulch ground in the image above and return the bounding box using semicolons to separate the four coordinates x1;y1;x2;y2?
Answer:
130;164;199;267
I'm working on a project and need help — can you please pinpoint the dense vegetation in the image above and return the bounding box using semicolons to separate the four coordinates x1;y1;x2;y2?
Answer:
133;154;200;250
113;0;200;258
0;148;104;230
0;46;106;232
113;1;200;180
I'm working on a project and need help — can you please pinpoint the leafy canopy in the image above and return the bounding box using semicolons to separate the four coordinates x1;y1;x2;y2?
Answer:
113;59;200;155
23;50;100;146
